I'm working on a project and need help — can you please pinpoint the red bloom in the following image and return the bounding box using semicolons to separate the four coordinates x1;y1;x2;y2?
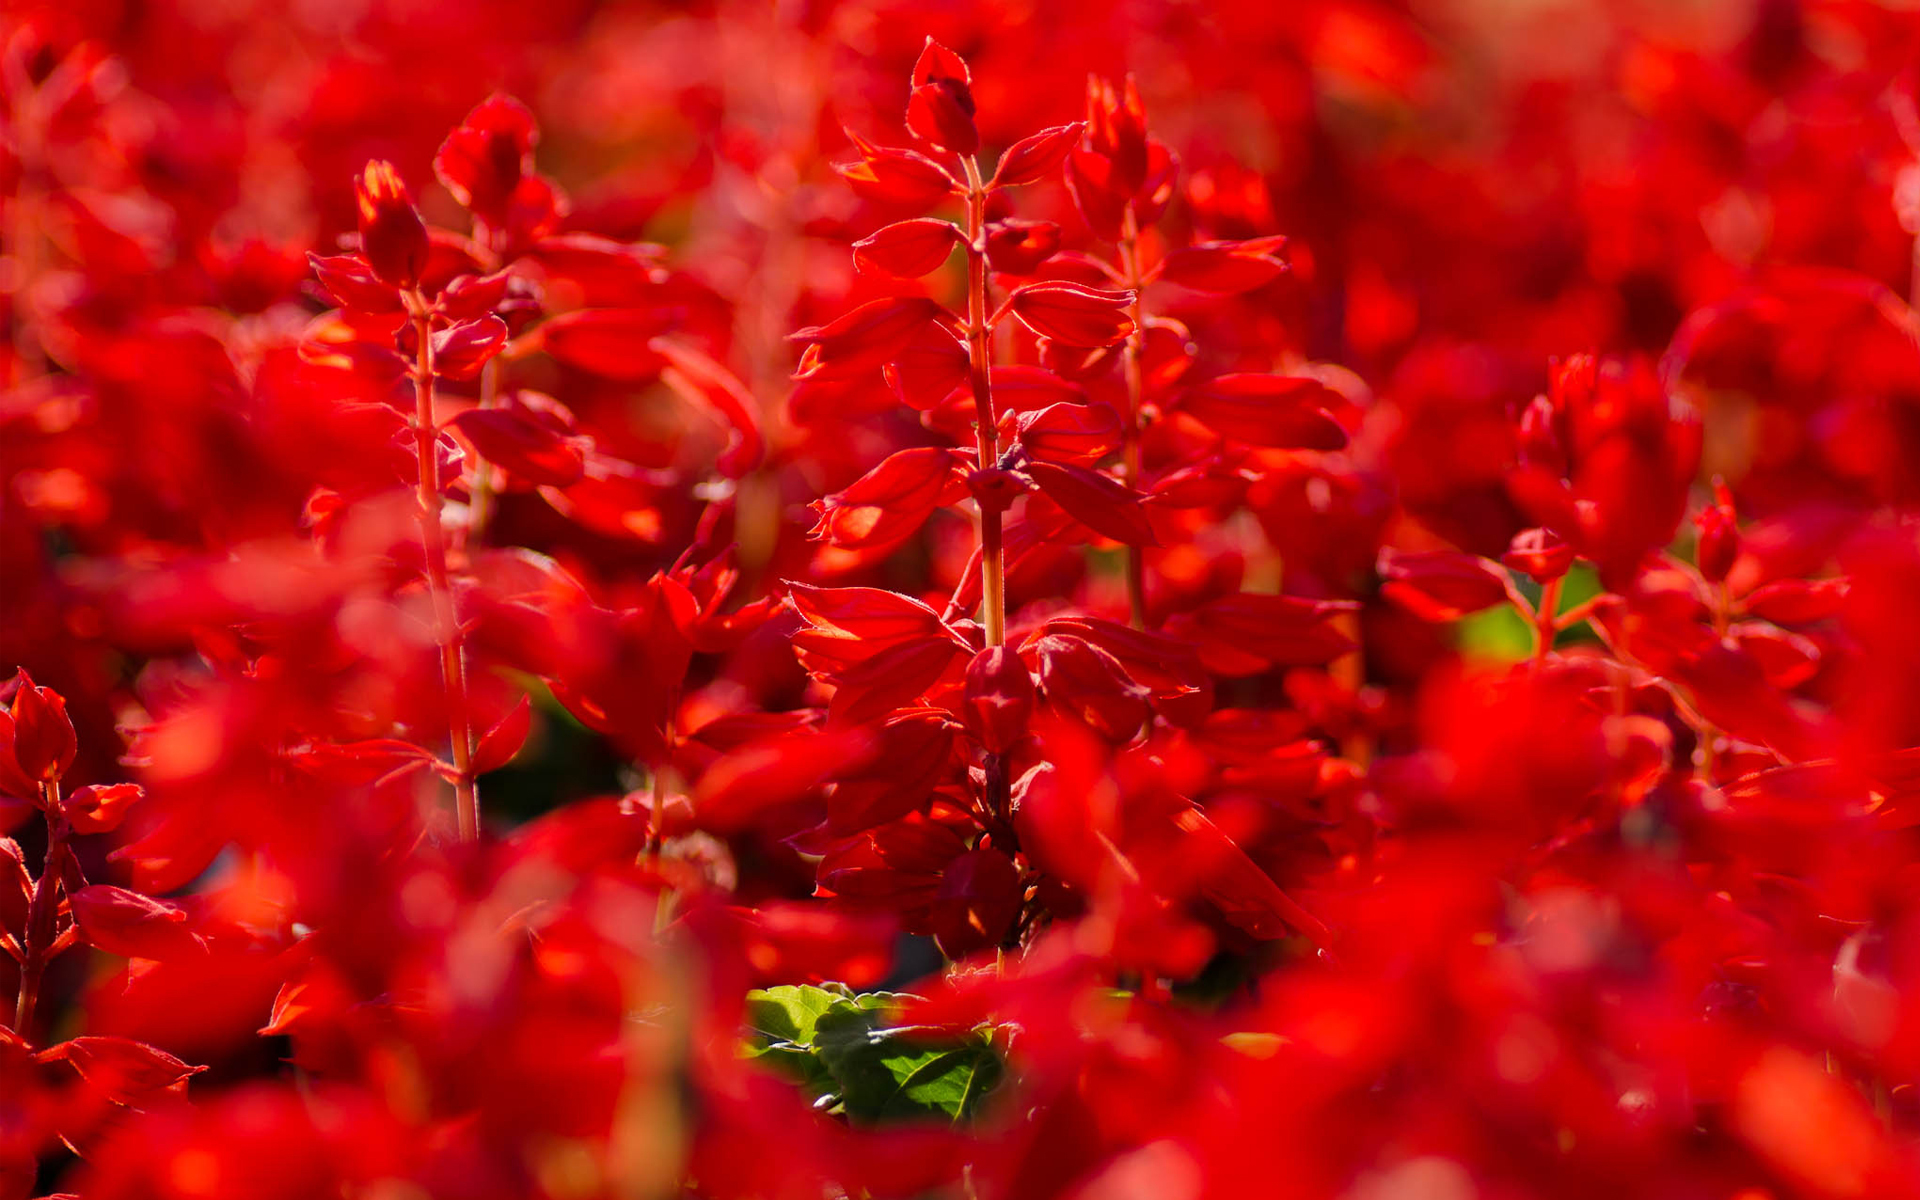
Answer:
7;673;74;785
352;160;430;291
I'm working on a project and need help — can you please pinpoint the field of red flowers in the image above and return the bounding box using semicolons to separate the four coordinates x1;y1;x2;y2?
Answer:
6;0;1920;1196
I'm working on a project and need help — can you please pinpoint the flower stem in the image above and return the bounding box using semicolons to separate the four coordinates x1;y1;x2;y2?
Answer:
962;157;1006;648
465;226;504;548
13;781;69;1040
1531;576;1563;671
1116;213;1149;631
410;304;480;840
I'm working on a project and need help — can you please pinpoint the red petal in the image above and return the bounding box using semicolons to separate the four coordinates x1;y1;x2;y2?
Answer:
430;315;508;381
1377;548;1512;621
1025;460;1156;545
448;405;586;488
1154;237;1290;294
1006;281;1136;349
539;308;677;380
1015;401;1123;465
38;1036;205;1105
854;218;962;279
809;446;968;552
62;782;144;835
650;336;766;477
1179;373;1350;450
791;295;945;379
70;885;205;961
989;123;1086;189
472;694;533;774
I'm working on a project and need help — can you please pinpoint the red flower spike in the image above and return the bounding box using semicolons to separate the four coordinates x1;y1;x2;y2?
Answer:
1006;281;1136;348
1024;460;1157;545
1502;526;1575;584
853;218;963;279
988;123;1085;190
963;646;1035;754
1178;373;1350;450
352;160;430;291
1377;548;1512;622
9;672;75;784
984;219;1062;276
434;92;538;228
905;39;978;156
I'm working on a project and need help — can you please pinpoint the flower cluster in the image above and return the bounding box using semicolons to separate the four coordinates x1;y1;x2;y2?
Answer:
5;4;1920;1199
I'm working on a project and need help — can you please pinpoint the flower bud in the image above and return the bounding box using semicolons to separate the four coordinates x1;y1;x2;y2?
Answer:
354;160;430;290
1516;394;1567;477
8;672;75;784
1696;480;1739;584
905;40;977;156
1502;526;1575;585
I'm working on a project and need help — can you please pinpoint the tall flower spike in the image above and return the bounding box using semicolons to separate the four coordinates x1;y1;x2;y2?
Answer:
354;160;430;290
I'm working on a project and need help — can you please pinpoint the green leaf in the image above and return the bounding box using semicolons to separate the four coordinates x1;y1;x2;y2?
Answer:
744;985;842;1047
894;1042;1002;1121
742;985;1001;1125
813;1007;1003;1123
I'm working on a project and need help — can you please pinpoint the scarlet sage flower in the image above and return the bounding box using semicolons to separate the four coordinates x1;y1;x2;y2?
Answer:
433;92;537;229
906;38;979;156
6;672;75;784
1005;281;1135;348
353;160;430;290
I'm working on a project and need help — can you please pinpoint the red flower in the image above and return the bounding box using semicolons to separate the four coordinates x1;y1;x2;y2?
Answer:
352;160;430;291
7;672;74;785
